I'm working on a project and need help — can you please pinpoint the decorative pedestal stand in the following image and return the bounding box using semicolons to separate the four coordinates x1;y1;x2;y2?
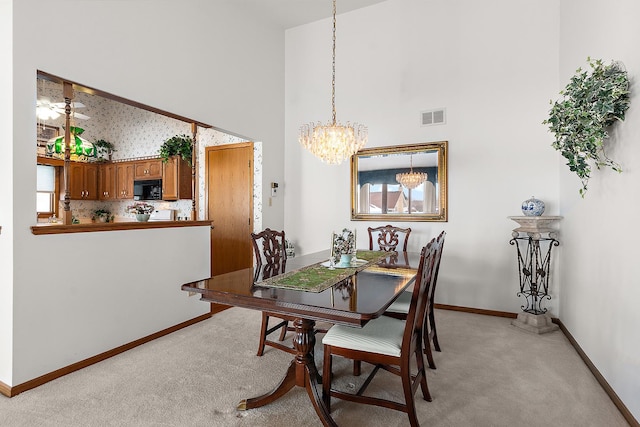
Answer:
508;216;562;334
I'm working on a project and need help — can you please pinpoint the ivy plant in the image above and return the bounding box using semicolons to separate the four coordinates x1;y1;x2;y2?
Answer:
159;134;193;166
543;57;630;197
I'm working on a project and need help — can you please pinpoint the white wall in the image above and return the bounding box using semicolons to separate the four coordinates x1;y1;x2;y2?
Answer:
558;0;640;419
285;0;560;314
0;0;14;386
4;0;285;387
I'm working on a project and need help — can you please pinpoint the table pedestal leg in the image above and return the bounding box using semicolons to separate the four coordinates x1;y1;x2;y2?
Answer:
237;317;337;427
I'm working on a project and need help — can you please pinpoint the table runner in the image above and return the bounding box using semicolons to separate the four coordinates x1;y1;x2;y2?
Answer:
255;250;390;293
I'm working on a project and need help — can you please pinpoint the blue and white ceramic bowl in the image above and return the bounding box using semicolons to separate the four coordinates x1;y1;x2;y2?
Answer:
521;196;545;216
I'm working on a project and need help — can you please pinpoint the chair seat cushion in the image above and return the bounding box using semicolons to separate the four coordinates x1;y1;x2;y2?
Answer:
385;290;411;314
322;316;405;357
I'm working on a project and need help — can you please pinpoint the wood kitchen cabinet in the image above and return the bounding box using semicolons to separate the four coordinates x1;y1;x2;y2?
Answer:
162;156;192;200
99;163;117;200
68;163;98;200
134;159;162;180
116;162;135;199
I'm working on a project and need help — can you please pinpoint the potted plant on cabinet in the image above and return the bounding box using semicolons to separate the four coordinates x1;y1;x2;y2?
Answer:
543;57;630;197
159;134;193;166
93;139;116;161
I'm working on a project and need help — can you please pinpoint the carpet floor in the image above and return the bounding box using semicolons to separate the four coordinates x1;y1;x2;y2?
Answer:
0;308;629;426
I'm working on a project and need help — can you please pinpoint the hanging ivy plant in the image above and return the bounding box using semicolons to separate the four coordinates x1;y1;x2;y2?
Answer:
543;57;630;197
159;134;193;166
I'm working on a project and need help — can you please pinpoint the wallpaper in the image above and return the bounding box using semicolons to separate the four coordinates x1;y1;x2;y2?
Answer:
37;78;262;226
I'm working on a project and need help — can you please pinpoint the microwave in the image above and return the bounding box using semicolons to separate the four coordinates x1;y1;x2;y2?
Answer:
133;179;162;201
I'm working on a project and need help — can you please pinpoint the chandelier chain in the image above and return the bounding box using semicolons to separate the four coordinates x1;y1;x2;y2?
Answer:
331;0;337;126
297;0;367;165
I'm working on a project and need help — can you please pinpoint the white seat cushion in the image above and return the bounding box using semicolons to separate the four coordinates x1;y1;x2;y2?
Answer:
322;316;405;357
385;290;411;314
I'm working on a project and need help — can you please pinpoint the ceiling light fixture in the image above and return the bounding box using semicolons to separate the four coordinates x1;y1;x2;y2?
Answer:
298;0;367;165
396;155;427;190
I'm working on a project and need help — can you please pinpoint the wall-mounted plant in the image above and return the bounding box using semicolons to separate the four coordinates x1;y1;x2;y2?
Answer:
159;134;193;166
543;57;630;197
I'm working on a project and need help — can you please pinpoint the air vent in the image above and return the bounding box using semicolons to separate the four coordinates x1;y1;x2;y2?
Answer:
421;108;446;126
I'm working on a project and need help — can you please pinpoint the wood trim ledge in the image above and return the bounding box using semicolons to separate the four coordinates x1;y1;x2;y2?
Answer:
31;220;213;235
434;303;517;319
0;312;212;398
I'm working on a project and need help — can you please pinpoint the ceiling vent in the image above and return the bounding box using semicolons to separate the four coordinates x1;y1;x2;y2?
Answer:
421;108;446;126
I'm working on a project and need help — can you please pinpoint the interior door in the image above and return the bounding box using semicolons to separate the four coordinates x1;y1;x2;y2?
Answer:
206;143;254;276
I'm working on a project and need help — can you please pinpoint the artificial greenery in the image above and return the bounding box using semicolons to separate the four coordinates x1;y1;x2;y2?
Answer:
543;57;630;197
159;134;193;166
92;208;113;222
93;139;116;152
93;139;116;162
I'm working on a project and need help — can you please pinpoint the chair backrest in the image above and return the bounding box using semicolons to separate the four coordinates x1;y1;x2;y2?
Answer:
400;237;439;355
428;231;446;304
251;228;287;280
368;225;412;252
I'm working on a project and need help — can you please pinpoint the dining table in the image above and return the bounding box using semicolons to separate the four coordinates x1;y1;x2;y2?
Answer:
180;249;420;427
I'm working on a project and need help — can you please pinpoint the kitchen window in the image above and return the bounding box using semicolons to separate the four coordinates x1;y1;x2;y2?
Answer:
37;164;58;219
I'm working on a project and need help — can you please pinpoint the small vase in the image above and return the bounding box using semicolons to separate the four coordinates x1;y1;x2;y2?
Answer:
136;214;151;222
339;254;353;267
521;196;545;217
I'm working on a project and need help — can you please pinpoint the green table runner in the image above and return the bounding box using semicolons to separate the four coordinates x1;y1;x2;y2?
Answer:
255;250;390;293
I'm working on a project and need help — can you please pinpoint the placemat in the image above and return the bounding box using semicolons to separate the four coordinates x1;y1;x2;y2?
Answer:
255;250;390;293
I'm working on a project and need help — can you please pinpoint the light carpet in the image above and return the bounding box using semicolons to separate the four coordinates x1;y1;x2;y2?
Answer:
0;308;629;426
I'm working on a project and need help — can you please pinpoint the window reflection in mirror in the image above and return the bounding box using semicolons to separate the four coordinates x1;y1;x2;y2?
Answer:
351;141;448;222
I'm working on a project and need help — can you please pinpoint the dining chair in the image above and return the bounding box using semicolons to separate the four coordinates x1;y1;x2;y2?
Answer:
368;225;412;267
321;239;438;427
368;225;412;252
385;230;446;369
251;228;296;356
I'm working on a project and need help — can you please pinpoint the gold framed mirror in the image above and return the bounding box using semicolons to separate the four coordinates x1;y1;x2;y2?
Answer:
351;141;448;221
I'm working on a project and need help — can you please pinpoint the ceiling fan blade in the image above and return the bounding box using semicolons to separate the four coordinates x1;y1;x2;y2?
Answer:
52;101;85;109
51;107;90;120
69;111;91;120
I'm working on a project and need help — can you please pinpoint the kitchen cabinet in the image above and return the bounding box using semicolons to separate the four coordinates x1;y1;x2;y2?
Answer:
134;159;162;180
99;163;117;200
68;163;98;200
116;162;135;199
162;155;192;201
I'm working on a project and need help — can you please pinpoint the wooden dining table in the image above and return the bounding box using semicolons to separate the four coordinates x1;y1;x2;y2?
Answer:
181;250;420;427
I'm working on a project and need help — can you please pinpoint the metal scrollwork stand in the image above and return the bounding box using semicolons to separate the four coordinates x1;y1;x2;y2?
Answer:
508;216;562;334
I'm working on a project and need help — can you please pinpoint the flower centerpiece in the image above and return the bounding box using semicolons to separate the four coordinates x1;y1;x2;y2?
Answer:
331;228;356;266
127;202;155;222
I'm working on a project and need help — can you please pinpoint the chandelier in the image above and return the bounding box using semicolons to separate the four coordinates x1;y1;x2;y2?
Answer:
298;0;367;165
396;155;427;190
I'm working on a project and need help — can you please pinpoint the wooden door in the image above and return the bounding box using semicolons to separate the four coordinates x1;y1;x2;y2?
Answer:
67;163;84;199
206;143;253;276
84;164;98;200
99;164;116;200
134;159;162;180
162;156;178;200
116;163;134;199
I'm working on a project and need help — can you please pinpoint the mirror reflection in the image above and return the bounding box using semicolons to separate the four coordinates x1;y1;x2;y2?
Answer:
351;141;448;221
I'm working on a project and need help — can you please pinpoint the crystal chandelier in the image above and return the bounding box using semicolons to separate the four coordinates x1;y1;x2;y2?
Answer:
396;155;427;190
298;0;367;165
